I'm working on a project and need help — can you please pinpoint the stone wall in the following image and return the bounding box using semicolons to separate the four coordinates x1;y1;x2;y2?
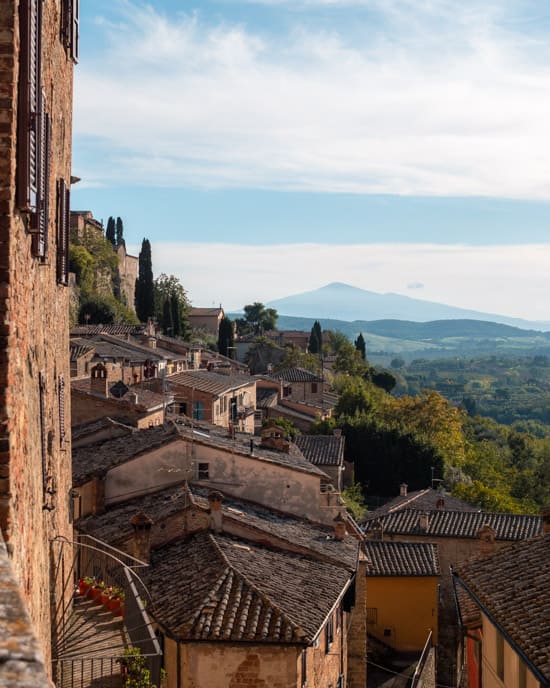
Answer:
0;0;74;671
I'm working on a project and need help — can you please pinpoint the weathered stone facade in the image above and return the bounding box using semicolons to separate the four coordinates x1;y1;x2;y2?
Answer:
0;0;75;675
116;242;138;311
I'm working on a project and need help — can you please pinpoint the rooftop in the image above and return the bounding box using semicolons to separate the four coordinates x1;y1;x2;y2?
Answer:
77;483;358;570
269;367;323;383
365;540;440;577
167;370;255;396
72;379;166;411
143;530;351;644
294;435;344;467
365;488;479;519
363;509;541;541
454;534;550;683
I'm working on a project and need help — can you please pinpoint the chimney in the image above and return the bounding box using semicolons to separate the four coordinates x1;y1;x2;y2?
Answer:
128;391;139;405
371;519;384;541
333;428;342;438
418;512;429;532
130;511;153;563
333;512;347;541
208;491;224;533
477;524;496;555
90;363;109;398
435;497;445;509
399;483;408;497
541;506;550;534
147;337;157;349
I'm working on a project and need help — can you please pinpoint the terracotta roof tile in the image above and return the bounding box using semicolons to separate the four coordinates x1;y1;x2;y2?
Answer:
365;540;440;577
167;370;254;396
144;531;351;643
363;509;542;541
365;488;479;518
270;367;323;383
454;535;550;682
294;435;344;467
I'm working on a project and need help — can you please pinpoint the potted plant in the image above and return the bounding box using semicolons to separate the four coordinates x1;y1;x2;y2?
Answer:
109;586;125;616
78;575;94;596
118;647;158;687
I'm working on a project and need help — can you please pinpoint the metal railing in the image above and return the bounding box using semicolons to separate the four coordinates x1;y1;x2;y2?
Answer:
411;630;434;688
51;535;162;688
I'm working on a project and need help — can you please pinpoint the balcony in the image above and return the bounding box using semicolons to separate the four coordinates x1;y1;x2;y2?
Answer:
51;535;162;688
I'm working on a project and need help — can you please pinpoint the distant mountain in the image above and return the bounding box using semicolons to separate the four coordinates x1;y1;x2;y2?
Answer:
266;283;550;332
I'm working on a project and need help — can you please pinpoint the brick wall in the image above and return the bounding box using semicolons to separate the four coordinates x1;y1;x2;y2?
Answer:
0;0;74;673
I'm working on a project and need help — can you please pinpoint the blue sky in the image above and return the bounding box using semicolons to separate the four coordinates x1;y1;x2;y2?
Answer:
72;0;550;319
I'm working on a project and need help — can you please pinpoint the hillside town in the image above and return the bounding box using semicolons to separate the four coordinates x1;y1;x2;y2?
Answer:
0;3;549;688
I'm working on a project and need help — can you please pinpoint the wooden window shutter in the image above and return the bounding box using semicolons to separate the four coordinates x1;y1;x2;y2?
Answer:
17;0;42;212
62;0;79;63
58;374;66;444
39;371;47;491
56;179;70;285
32;89;50;258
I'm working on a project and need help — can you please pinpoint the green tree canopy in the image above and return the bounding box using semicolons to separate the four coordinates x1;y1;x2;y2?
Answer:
105;217;116;247
116;217;124;246
135;239;155;322
153;273;190;337
218;316;235;357
308;321;322;354
354;332;366;360
238;302;278;335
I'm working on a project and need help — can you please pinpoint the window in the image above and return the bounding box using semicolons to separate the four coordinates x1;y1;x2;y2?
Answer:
366;608;378;625
56;179;70;284
518;660;527;688
32;90;51;259
496;632;504;680
198;463;209;480
301;650;307;687
325;614;334;653
58;374;66;445
61;0;79;62
193;400;204;420
311;383;318;393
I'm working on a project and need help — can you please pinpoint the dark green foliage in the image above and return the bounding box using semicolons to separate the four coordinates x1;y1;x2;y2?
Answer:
116;217;124;246
105;216;116;247
370;369;397;393
135;239;155;323
218;317;235;357
238;303;278;335
355;332;366;359
161;298;173;335
153;274;190;337
79;295;138;326
308;321;322;354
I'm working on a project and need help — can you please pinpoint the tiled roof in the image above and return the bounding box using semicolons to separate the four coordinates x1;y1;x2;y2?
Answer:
270;367;323;383
167;370;254;396
70;336;163;363
256;388;278;408
454;535;550;683
363;509;542;541
70;324;146;336
294;435;344;467
365;488;479;519
175;421;328;477
72;425;180;485
71;379;166;410
77;483;358;570
365;541;440;577
143;531;351;643
70;342;95;361
189;307;223;317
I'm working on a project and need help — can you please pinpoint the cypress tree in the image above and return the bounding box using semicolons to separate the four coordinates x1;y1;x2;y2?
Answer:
355;332;366;360
161;298;173;335
135;238;155;322
170;294;181;337
116;217;124;246
218;317;235;357
105;217;116;247
308;321;322;354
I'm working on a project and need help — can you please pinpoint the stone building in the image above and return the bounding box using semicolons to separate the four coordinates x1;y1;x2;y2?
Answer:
116;241;138;310
0;0;77;676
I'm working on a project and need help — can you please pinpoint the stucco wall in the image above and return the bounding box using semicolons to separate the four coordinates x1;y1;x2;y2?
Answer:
366;576;438;651
481;616;539;688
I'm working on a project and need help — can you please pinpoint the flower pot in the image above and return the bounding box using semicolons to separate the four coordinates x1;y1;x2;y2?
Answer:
79;579;90;596
88;585;102;602
100;591;111;608
109;598;122;615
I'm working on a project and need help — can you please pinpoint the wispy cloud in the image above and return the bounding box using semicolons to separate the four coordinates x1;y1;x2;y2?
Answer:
133;241;550;321
75;1;550;198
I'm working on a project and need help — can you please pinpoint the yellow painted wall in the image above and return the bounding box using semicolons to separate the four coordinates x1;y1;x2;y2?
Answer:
366;576;438;652
481;614;540;688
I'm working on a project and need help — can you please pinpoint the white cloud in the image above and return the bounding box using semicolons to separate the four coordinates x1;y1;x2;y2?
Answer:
75;1;550;198
134;241;550;321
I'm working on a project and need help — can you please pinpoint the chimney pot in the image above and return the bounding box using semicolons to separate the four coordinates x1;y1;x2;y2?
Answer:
208;491;224;532
333;428;342;438
130;511;153;563
418;512;429;532
333;512;347;541
400;483;408;497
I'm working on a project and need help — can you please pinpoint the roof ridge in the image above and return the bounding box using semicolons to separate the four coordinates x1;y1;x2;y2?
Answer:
210;534;306;640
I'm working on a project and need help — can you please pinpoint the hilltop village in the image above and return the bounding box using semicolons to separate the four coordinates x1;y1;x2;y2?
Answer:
0;3;549;688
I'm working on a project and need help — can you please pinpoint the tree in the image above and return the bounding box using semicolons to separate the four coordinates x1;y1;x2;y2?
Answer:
354;333;366;360
153;273;190;337
218;316;235;357
116;217;124;246
239;302;278;335
135;239;155;322
308;321;322;354
160;298;173;335
105;216;116;247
